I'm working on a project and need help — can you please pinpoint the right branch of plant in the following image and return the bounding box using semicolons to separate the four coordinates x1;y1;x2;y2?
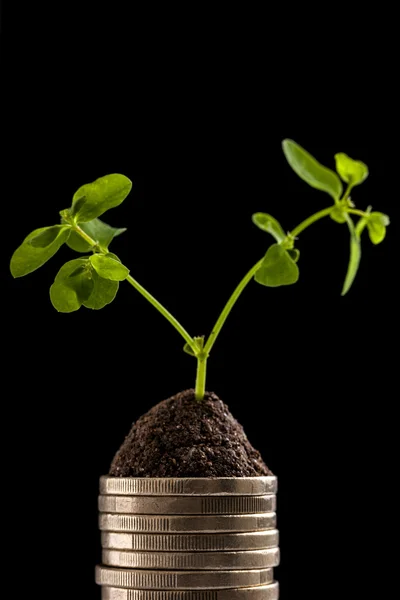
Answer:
10;141;390;401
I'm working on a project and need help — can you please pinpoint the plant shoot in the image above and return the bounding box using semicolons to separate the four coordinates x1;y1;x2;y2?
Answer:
10;141;390;400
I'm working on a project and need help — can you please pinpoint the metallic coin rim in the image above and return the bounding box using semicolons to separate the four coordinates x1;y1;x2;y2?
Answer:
99;512;277;533
98;494;276;515
95;565;274;590
100;476;278;496
101;582;279;600
101;529;279;551
101;582;279;599
102;547;280;570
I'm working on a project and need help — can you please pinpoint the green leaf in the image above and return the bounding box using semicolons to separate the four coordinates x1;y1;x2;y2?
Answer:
50;259;94;312
282;139;343;201
367;212;390;244
66;218;127;253
10;226;71;278
29;225;68;248
89;254;130;281
106;252;122;262
287;248;300;263
183;343;196;356
68;265;87;278
83;271;119;310
335;153;369;186
71;174;132;222
252;213;286;243
341;214;361;296
255;243;299;287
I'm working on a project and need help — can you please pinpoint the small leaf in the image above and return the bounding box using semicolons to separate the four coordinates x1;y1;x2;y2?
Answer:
252;213;286;243
59;209;71;221
255;243;299;287
83;272;119;310
65;217;127;253
341;214;361;296
89;254;130;281
194;335;205;349
335;153;369;186
50;259;94;313
184;343;196;356
71;174;132;222
371;212;390;227
10;226;71;278
183;336;205;357
29;225;69;248
287;248;300;263
282;139;343;201
367;212;390;245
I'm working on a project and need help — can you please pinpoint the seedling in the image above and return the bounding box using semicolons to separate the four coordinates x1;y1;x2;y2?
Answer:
10;140;389;401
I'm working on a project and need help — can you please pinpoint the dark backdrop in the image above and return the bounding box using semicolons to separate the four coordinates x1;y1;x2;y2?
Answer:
1;5;397;599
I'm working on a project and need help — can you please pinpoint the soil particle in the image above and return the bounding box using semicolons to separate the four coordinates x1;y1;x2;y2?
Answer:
109;389;272;477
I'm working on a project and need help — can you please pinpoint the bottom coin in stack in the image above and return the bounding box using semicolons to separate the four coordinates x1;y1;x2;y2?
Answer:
95;566;274;590
101;582;279;600
102;547;280;570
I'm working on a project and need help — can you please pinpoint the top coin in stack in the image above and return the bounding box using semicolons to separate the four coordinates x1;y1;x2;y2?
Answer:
100;476;277;496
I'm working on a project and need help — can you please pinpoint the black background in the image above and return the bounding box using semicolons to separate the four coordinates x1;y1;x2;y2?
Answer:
1;5;398;599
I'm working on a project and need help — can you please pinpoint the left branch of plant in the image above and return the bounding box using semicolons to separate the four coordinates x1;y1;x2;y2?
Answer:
69;220;198;354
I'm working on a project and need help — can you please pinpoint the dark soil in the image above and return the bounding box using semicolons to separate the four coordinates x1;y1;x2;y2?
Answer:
109;389;272;477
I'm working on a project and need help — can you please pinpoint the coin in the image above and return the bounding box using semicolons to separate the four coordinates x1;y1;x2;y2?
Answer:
99;513;277;533
101;582;279;599
102;547;280;570
101;529;279;551
95;566;274;590
100;477;278;496
99;495;276;515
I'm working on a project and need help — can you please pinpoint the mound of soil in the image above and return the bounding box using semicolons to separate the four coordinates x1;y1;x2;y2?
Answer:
109;389;271;477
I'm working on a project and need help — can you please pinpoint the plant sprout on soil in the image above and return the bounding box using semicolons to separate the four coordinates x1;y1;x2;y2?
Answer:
10;140;390;402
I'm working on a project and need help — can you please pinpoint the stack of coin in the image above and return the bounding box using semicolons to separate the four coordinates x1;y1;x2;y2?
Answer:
97;476;279;599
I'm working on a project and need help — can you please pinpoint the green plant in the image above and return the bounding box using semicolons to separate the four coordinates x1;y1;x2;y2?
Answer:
10;140;389;400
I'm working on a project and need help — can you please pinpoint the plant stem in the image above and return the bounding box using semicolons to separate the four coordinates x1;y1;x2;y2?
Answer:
201;205;335;362
195;356;207;401
73;224;197;352
290;206;334;238
126;275;195;349
74;224;98;247
346;208;368;218
203;258;264;356
341;183;353;203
